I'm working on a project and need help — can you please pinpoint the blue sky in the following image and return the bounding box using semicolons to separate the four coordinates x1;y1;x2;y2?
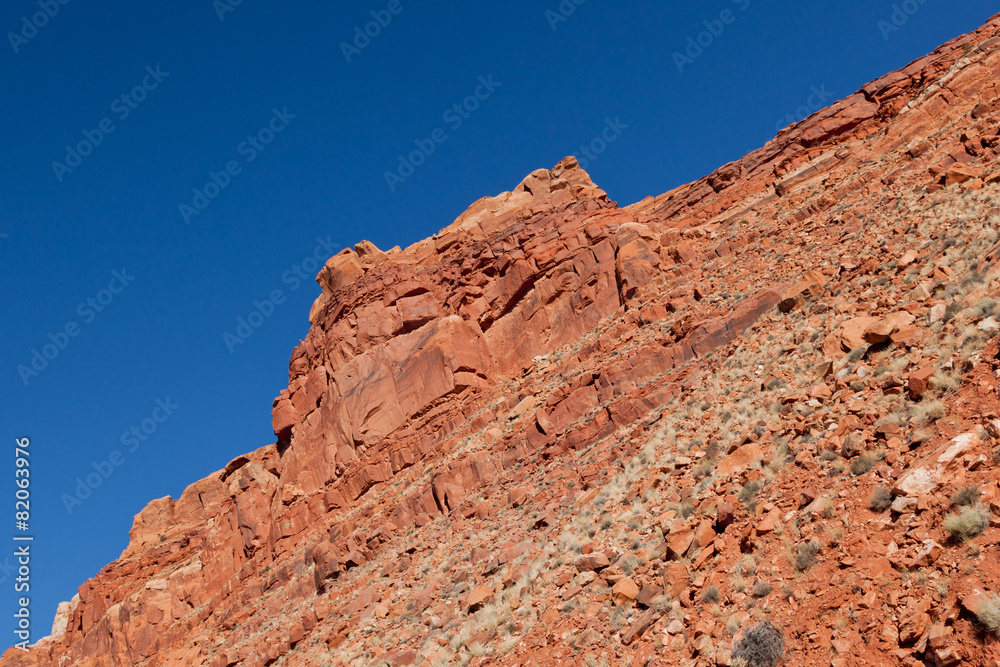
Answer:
1;0;996;646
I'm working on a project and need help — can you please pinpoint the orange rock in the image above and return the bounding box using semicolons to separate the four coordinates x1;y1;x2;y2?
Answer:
908;367;936;399
466;585;494;612
612;577;640;605
839;316;880;351
943;162;983;186
778;270;828;312
665;529;696;560
715;443;765;478
576;553;611;571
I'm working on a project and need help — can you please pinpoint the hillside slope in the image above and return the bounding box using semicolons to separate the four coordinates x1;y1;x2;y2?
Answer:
8;12;1000;667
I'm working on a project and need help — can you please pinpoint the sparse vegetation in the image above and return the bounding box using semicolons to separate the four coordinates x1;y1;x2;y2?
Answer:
951;485;981;507
846;347;866;363
739;480;764;510
795;541;821;572
651;594;672;612
731;619;786;667
911;399;946;424
692;460;714;479
619;554;640;576
976;593;1000;638
943;505;991;541
752;581;773;598
869;487;892;512
850;454;875;476
701;585;721;604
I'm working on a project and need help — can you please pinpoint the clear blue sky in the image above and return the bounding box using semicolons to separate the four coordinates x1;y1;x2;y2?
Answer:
1;0;996;646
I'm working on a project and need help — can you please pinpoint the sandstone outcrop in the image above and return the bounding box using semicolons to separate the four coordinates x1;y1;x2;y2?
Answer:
9;13;1000;667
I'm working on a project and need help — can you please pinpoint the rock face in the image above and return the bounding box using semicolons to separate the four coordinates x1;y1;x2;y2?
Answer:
9;13;1000;667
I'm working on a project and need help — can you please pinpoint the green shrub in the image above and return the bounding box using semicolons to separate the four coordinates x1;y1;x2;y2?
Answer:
731;619;786;667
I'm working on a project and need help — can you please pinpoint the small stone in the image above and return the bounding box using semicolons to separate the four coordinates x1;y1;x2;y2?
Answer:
979;317;1000;333
665;619;685;635
927;623;948;649
612;577;640;605
929;304;947;323
466;585;494;612
575;553;611;571
908;367;936;399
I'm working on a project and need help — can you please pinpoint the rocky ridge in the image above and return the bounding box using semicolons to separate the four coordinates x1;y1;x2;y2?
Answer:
7;12;1000;667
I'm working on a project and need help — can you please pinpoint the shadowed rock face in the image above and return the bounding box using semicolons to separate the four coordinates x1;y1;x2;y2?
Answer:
10;13;1000;667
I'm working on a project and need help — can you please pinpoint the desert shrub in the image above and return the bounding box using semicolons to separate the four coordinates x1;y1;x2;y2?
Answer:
701;585;721;604
692;460;714;479
951;485;981;507
651;594;672;613
850;454;875;476
943;301;965;322
869;487;892;512
943;505;991;541
972;297;1000;319
795;541;821;572
977;594;1000;638
731;618;786;667
619;554;640;576
752;581;773;598
739;481;764;509
911;399;946;423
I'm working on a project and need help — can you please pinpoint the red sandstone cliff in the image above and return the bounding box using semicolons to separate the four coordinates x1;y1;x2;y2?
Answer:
9;13;1000;667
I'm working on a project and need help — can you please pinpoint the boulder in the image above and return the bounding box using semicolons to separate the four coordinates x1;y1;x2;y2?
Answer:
778;270;828;312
